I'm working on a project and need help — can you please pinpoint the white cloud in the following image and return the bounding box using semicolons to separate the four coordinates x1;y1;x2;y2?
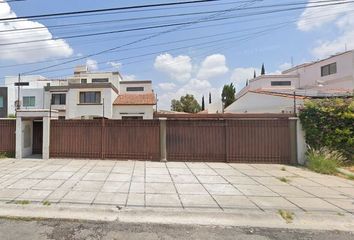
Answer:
0;3;73;63
297;0;350;31
158;82;176;90
297;1;354;58
123;74;137;81
107;61;122;69
279;62;292;71
154;53;192;82
196;54;229;80
86;59;98;71
230;67;260;91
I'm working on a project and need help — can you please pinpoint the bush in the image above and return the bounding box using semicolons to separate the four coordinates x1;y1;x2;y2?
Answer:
306;147;345;174
299;98;354;161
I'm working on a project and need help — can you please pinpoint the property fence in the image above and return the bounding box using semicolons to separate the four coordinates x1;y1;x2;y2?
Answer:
50;120;160;160
0;119;16;155
166;119;291;163
49;115;294;164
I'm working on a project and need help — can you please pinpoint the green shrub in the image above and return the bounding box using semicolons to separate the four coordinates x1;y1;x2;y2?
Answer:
299;98;354;161
306;147;345;174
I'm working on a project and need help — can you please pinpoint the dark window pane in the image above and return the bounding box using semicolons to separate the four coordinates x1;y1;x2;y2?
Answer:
271;81;291;86
92;78;108;83
126;87;144;91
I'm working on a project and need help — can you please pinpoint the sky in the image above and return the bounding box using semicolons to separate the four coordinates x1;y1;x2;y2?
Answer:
1;0;354;110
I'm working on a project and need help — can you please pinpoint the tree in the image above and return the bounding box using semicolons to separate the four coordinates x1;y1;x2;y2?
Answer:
201;96;205;111
261;63;265;75
221;83;236;109
253;70;256;78
171;94;201;113
209;92;212;104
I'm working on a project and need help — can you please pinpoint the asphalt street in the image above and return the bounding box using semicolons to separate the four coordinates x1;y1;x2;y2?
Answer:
0;218;353;240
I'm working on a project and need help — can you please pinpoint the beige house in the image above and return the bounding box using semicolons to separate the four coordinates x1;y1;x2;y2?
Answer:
44;66;156;119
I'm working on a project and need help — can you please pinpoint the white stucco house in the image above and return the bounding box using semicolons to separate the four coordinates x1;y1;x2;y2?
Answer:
226;50;354;113
2;65;156;120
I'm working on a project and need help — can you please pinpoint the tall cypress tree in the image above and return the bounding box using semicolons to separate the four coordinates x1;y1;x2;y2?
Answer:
261;63;265;75
253;70;256;78
201;96;205;111
208;92;211;104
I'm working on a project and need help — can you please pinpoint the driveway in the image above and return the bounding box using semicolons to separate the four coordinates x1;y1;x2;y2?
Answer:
0;159;353;214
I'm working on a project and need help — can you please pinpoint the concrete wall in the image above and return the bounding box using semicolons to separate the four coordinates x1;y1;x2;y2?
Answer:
226;92;304;114
113;105;154;119
69;72;121;88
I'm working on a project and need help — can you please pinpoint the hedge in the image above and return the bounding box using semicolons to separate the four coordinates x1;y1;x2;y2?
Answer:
299;97;354;162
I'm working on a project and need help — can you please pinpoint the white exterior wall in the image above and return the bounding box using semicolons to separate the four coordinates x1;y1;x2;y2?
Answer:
248;75;299;90
70;72;121;88
4;75;65;115
284;51;354;90
113;105;154;119
226;92;304;114
66;88;117;119
119;82;152;94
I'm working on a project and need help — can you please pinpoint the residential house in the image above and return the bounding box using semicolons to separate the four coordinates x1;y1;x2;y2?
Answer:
113;81;156;119
226;50;354;113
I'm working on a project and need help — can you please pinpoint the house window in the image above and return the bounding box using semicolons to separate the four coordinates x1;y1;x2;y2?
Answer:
126;87;144;92
0;96;3;108
92;78;108;83
51;94;66;105
321;62;337;77
81;79;87;84
23;96;35;107
79;91;101;104
271;81;291;86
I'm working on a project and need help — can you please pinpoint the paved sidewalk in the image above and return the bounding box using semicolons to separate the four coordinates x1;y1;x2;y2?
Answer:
0;159;353;214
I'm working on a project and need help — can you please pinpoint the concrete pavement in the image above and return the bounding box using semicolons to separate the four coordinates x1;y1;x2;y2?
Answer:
0;159;353;231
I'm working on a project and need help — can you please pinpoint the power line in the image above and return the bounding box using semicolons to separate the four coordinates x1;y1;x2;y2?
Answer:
0;0;347;34
2;0;353;47
0;0;220;22
21;0;260;75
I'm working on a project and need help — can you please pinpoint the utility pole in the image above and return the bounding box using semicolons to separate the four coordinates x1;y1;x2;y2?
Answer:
293;91;296;116
17;73;21;111
102;98;105;118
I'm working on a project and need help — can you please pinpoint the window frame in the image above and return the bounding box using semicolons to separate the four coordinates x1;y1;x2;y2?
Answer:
23;96;35;107
126;86;144;92
79;91;101;104
51;93;66;105
270;81;292;86
321;62;337;77
0;96;3;108
92;78;109;83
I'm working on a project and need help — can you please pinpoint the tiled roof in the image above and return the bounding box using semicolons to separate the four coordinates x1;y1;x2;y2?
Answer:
113;93;156;105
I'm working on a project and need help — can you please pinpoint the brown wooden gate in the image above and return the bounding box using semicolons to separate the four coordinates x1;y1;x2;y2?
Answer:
166;118;291;164
50;119;160;160
0;120;16;155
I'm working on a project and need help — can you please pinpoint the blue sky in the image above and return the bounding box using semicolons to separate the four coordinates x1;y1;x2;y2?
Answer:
1;0;353;109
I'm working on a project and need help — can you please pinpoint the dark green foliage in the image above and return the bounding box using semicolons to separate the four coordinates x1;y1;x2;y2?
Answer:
261;63;265;75
201;96;205;111
299;98;354;161
209;92;211;104
221;83;236;109
171;94;201;113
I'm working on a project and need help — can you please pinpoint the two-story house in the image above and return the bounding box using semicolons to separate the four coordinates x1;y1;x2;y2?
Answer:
43;66;156;119
226;50;354;113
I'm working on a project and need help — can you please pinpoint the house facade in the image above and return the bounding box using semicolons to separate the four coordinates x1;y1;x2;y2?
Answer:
2;66;156;119
226;50;354;113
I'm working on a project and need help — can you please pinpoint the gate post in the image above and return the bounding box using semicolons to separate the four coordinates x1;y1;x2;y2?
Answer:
42;116;50;160
289;117;298;165
15;116;22;159
159;118;167;162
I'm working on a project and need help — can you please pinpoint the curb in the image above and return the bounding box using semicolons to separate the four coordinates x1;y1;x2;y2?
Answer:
0;203;353;232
